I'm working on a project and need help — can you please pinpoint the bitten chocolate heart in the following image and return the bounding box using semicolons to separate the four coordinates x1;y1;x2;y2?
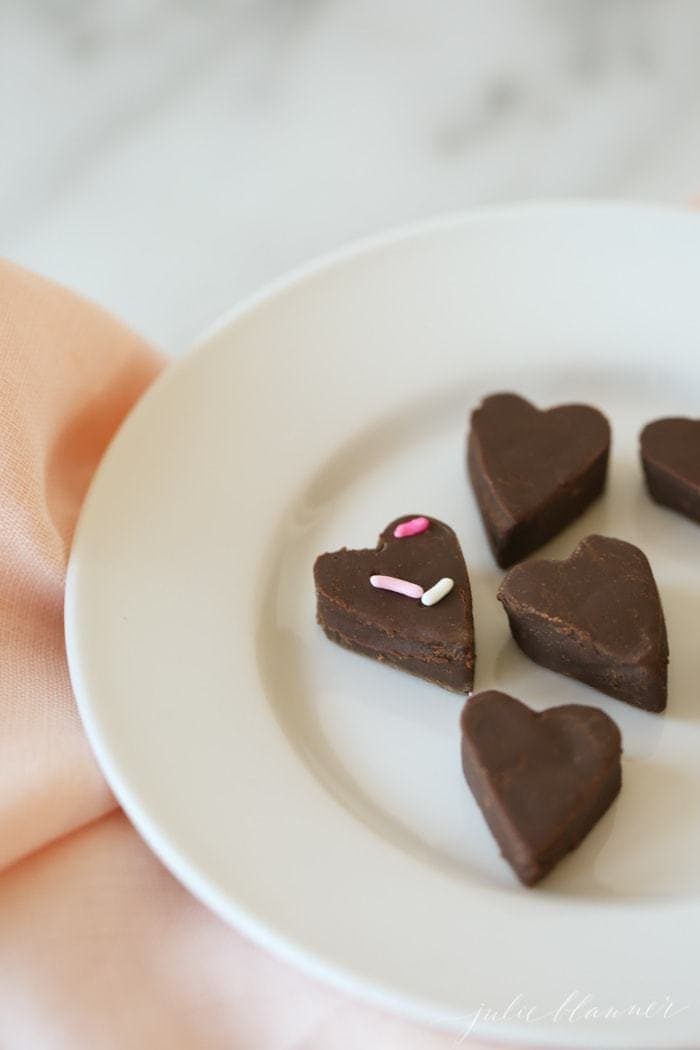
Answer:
641;417;700;524
468;393;610;568
498;534;668;712
314;516;475;692
460;690;622;886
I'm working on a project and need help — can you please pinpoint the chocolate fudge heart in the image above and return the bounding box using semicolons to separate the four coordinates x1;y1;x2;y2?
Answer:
314;516;475;692
461;690;622;886
468;393;610;568
498;534;668;712
641;416;700;524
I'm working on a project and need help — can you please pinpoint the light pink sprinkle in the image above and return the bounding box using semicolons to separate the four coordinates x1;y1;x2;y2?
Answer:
370;575;424;600
393;516;430;539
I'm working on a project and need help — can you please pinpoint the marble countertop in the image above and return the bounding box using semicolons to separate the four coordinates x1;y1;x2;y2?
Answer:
3;0;700;355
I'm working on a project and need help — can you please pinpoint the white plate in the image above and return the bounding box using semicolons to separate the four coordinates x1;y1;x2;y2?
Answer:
66;203;700;1048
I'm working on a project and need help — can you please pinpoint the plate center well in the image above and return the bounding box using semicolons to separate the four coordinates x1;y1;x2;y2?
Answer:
258;376;700;902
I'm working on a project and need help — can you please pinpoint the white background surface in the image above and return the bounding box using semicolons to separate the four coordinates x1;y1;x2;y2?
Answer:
4;0;700;353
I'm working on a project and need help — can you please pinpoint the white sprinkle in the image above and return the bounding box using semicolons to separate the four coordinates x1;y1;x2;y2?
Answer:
421;577;454;607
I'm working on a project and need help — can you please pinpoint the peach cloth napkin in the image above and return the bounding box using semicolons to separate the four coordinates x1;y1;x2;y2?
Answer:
0;259;502;1050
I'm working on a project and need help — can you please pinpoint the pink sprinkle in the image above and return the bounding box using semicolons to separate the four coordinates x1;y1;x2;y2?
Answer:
393;516;430;539
370;575;424;600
